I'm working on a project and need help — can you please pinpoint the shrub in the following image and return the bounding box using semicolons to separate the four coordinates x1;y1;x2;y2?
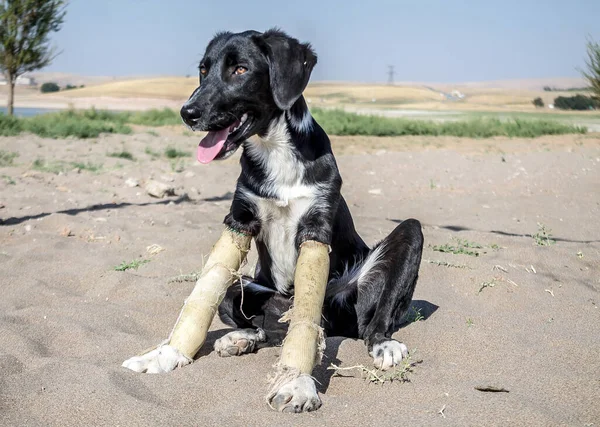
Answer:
311;109;586;138
532;97;544;108
40;82;60;93
127;108;182;126
63;84;77;90
164;147;190;158
0;113;23;136
23;110;132;138
108;150;135;161
554;95;597;110
0;150;19;166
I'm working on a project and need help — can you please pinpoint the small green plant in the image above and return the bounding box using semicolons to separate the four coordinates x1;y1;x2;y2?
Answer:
328;353;422;384
424;259;471;269
32;158;67;174
72;161;103;172
429;179;436;189
431;238;485;257
146;130;159;137
170;159;185;173
114;259;150;271
0;150;19;166
145;147;160;159
478;279;497;294
455;239;483;249
165;147;191;159
466;318;474;327
407;307;424;323
2;175;16;185
533;223;556;246
432;243;478;257
108;150;135;161
577;251;584;259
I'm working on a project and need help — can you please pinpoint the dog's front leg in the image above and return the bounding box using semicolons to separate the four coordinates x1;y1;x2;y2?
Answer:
122;227;251;373
267;241;330;413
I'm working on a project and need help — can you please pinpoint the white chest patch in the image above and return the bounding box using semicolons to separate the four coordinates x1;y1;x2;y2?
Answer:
255;196;314;294
242;115;317;294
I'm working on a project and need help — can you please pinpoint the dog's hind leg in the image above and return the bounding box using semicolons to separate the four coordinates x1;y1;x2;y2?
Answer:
355;219;424;370
215;279;292;356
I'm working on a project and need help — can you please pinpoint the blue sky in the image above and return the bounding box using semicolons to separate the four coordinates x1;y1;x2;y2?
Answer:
45;0;600;83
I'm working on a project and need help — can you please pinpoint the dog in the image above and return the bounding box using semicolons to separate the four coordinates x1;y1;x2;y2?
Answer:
125;28;424;413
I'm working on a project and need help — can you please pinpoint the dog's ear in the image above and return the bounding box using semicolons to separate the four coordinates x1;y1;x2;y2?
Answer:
254;29;317;111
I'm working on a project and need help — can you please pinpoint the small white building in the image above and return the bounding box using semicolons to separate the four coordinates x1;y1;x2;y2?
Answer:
16;76;37;86
0;76;38;86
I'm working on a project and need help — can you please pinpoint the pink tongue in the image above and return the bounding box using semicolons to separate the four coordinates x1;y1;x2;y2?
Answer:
197;127;231;164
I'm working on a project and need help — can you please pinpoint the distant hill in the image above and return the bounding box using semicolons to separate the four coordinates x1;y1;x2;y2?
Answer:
1;75;592;113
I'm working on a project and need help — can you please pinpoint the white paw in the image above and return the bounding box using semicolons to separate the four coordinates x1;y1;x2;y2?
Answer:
122;344;191;374
214;328;266;357
370;340;409;370
267;375;322;413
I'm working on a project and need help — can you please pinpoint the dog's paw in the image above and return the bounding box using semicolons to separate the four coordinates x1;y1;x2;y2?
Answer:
370;339;409;370
214;328;266;357
122;344;191;374
267;375;322;413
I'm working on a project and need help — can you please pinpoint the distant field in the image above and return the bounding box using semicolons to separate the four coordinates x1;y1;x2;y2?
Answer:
2;77;598;131
53;77;199;100
45;77;592;113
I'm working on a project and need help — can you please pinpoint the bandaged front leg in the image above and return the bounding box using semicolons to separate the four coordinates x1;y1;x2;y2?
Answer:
267;241;330;413
122;227;251;373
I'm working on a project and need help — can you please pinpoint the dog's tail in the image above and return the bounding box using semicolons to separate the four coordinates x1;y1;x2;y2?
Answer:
324;244;386;309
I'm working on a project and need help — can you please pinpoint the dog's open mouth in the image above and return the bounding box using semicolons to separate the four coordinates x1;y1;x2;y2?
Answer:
197;113;250;164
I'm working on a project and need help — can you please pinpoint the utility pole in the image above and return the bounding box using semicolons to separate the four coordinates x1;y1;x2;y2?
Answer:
387;65;395;85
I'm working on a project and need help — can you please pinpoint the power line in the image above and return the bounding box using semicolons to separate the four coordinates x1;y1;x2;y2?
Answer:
387;65;395;85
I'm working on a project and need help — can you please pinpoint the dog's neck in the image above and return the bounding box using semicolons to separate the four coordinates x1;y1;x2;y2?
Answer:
285;96;314;135
246;96;328;160
240;95;331;200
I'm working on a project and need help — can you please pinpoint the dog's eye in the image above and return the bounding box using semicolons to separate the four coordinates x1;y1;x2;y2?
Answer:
234;66;248;75
200;65;207;76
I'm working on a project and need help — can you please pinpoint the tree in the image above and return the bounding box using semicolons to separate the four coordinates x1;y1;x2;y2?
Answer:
0;0;66;115
532;97;544;108
554;94;596;111
581;37;600;104
40;81;58;92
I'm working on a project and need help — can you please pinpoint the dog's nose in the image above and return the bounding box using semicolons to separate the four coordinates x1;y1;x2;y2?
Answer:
180;104;202;127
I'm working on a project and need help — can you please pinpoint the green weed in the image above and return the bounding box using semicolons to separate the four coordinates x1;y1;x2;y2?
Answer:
165;147;191;159
0;150;19;166
311;108;587;138
108;150;135;161
533;223;556;246
114;259;150;271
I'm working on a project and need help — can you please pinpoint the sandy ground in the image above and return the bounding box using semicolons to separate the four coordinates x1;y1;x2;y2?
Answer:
0;129;599;426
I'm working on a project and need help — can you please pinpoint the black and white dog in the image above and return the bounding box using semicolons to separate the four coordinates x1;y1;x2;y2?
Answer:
153;28;423;411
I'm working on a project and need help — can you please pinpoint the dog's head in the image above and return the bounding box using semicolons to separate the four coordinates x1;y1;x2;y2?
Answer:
180;29;317;163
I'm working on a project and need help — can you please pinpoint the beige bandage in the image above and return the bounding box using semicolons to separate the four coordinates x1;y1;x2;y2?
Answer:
278;240;330;374
168;228;251;359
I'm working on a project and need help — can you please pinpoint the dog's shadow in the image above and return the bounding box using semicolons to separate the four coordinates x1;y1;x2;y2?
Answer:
313;299;438;393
